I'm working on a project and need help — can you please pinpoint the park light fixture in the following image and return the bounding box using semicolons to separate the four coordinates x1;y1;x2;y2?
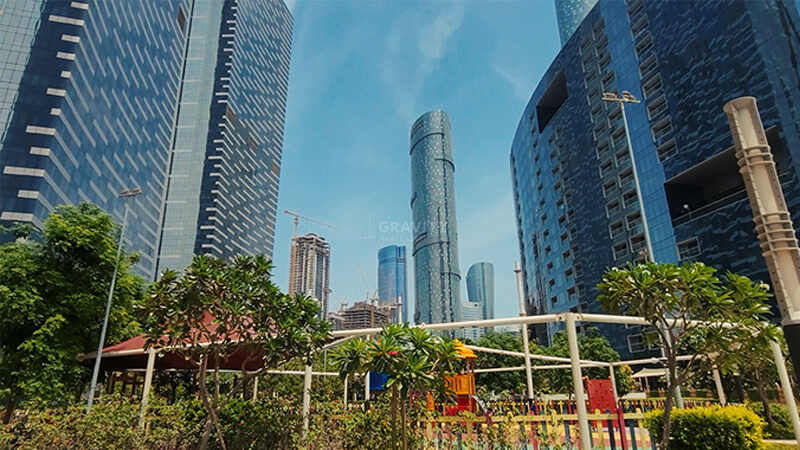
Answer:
86;186;142;411
601;90;653;262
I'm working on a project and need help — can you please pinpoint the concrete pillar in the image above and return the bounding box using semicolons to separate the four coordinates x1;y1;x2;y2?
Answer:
609;364;619;405
725;97;800;385
711;365;726;406
770;340;800;444
302;365;312;438
252;376;258;401
566;313;591;450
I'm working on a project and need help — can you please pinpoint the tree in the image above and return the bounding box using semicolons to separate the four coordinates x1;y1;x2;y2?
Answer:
0;203;143;423
140;254;330;450
598;262;772;449
543;327;634;397
332;325;460;450
471;332;549;395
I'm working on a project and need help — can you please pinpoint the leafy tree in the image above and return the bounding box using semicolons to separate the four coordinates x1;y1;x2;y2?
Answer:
0;204;143;423
542;327;634;397
140;254;330;450
471;332;549;395
598;262;772;449
332;324;460;450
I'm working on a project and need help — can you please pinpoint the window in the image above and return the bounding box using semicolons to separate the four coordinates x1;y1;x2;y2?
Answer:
647;95;668;120
600;159;614;177
639;54;658;80
551;296;558;305
657;138;677;161
626;210;642;230
606;199;621;217
652;118;673;143
560;231;569;242
630;233;647;253
603;179;618;197
619;168;634;188
537;71;568;132
623;189;638;208
627;334;646;353
642;74;663;100
613;241;628;260
610;220;624;237
677;237;701;261
616;148;631;167
177;6;186;31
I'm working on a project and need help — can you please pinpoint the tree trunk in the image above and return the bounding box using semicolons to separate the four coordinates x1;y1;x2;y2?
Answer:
2;396;16;424
660;381;674;450
391;384;398;448
755;374;774;426
197;355;228;450
401;391;408;450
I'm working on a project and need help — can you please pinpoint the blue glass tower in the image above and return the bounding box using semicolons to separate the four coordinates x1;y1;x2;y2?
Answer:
156;0;292;274
466;262;494;323
0;0;188;278
410;110;462;326
554;0;599;45
511;0;800;357
378;245;408;323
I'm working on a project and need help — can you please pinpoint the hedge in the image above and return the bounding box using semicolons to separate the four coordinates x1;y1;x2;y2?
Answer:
644;405;765;450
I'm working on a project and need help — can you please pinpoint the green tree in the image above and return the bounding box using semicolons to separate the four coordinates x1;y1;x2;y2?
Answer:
140;254;330;450
332;325;460;450
472;332;547;395
543;327;634;397
598;262;772;449
0;203;143;423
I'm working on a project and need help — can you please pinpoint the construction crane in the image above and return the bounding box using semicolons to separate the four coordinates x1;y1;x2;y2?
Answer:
283;209;335;237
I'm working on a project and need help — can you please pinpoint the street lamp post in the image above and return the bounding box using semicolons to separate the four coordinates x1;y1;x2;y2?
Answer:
602;91;654;262
86;187;142;411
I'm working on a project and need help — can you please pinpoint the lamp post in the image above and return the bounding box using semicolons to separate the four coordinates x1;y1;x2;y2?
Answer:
602;90;654;262
86;187;142;411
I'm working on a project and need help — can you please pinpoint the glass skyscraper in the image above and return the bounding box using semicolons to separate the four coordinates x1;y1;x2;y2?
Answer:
554;0;599;45
378;245;408;323
511;0;800;357
466;262;494;324
410;110;462;326
156;0;292;274
0;0;188;278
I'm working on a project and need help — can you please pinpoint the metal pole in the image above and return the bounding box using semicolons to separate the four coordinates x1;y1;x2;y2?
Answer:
609;364;619;405
87;198;132;411
252;376;259;401
566;313;591;449
770;340;800;444
711;365;726;406
343;374;348;407
514;260;535;400
302;364;312;438
619;101;654;262
139;349;156;428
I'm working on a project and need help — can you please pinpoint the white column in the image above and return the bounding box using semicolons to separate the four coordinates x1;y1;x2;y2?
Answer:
138;349;156;428
514;260;535;400
771;341;800;444
364;371;370;401
252;376;259;401
343;374;348;407
566;313;591;449
302;365;312;437
711;365;726;406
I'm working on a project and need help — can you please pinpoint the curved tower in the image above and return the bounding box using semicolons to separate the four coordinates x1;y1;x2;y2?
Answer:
467;262;495;322
378;245;408;323
554;0;599;45
410;110;461;325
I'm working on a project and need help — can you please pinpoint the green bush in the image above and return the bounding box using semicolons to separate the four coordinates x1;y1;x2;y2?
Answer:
644;405;764;450
747;402;794;440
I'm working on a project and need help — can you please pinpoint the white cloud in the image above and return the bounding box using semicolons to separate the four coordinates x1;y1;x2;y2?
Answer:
380;3;465;122
493;64;532;102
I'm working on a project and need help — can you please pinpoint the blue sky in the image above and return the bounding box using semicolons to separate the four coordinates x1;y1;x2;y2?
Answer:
272;0;561;320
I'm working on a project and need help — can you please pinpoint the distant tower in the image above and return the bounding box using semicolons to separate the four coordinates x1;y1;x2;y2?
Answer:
554;0;599;45
467;262;495;323
410;110;461;325
288;233;330;317
378;245;408;323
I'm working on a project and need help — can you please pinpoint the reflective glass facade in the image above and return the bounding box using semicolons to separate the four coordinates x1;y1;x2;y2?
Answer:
410;110;461;326
466;262;494;322
0;0;188;278
554;0;599;45
157;0;292;273
378;244;408;323
511;0;800;358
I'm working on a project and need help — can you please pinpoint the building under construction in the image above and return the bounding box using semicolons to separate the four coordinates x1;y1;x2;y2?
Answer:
332;301;390;330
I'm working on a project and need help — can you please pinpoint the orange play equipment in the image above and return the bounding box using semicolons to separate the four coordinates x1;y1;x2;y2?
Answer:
428;339;478;415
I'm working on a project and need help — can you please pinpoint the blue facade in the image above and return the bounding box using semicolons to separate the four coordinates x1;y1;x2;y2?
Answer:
555;0;599;45
410;110;462;326
466;262;494;323
157;0;292;273
511;0;800;357
378;245;408;323
0;0;188;278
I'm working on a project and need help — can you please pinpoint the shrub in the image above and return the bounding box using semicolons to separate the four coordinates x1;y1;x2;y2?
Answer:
644;405;764;450
747;402;794;440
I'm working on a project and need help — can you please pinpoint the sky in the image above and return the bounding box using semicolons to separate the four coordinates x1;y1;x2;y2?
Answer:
272;0;562;321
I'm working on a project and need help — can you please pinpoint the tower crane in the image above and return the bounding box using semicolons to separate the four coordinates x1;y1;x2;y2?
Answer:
283;209;335;237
